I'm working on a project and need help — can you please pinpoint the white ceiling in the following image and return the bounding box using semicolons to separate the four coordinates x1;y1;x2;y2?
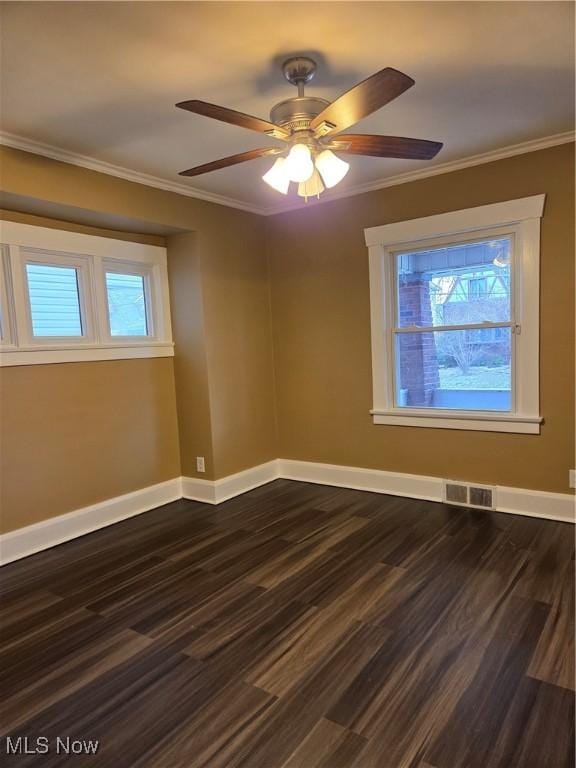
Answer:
1;2;574;213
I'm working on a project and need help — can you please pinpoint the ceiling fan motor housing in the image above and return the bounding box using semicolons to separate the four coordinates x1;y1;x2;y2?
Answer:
270;96;330;135
271;56;330;137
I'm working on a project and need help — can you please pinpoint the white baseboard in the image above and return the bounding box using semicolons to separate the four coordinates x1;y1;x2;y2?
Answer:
1;463;281;566
278;459;442;502
2;458;573;565
0;478;182;565
277;459;575;524
181;460;279;504
496;485;576;523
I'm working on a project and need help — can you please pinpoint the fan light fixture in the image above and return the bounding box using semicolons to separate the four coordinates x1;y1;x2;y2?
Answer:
177;56;444;202
262;144;349;199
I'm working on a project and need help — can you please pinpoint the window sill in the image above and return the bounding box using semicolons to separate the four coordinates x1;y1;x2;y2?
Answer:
0;342;174;367
370;409;542;434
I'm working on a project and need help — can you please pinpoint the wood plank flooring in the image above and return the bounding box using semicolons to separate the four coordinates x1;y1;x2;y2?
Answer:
0;479;574;767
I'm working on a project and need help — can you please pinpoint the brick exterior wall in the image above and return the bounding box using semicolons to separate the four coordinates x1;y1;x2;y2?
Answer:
397;276;440;406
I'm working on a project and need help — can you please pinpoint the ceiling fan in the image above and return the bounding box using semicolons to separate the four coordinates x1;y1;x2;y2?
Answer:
176;56;443;200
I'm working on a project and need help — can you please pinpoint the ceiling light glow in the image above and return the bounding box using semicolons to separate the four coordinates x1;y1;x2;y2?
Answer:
284;144;314;183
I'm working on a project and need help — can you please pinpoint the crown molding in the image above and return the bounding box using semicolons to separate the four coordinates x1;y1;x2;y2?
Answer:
1;129;574;219
261;131;576;216
0;131;264;216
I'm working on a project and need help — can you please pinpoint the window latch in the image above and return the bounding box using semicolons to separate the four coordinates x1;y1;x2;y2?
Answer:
512;324;522;335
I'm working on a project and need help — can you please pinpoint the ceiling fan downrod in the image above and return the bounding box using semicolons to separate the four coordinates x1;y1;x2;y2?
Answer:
271;57;331;137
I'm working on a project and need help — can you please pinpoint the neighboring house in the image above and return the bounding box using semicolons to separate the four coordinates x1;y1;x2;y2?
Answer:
432;266;510;337
431;264;511;366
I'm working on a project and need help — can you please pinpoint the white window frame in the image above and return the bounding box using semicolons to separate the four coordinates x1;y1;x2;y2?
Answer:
14;248;97;346
364;195;545;434
99;259;159;343
0;245;16;349
0;221;173;366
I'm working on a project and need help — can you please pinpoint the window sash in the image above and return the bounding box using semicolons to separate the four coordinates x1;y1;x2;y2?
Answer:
392;231;515;331
101;260;156;340
26;263;84;338
391;326;516;414
18;250;96;346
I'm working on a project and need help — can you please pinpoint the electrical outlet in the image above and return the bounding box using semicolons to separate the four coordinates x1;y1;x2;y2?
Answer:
196;456;205;473
570;470;576;489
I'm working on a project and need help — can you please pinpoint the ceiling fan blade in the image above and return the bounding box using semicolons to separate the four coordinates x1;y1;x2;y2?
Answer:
179;147;282;177
310;68;415;137
328;134;443;160
176;100;289;140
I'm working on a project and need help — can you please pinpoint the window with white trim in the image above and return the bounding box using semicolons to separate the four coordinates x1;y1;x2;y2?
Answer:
0;222;174;366
365;195;545;433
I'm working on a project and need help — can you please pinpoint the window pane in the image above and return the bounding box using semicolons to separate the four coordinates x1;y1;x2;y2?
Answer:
106;272;148;337
396;237;511;328
26;263;82;337
395;328;512;411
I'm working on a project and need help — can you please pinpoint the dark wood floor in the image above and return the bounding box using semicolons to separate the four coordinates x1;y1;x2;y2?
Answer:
1;480;574;767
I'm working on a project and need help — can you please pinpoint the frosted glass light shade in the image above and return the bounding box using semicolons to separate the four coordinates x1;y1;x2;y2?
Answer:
284;144;314;183
262;157;290;194
315;149;350;188
297;168;325;200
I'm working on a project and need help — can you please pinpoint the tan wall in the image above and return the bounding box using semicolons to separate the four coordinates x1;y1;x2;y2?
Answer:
167;232;215;477
0;147;278;492
0;208;166;246
197;220;277;478
267;143;575;494
1;142;573;537
0;358;180;532
167;223;277;479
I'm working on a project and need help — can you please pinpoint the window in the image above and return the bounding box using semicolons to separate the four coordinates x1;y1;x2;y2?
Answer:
16;249;96;346
365;195;545;433
0;222;173;366
26;263;83;337
105;271;148;337
468;277;488;300
394;237;513;412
